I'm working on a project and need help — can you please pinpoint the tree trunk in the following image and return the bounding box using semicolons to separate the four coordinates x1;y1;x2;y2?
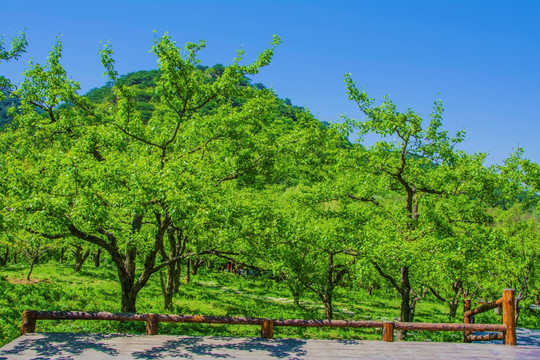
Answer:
397;266;411;340
26;261;35;281
73;245;90;273
93;249;102;268
121;287;139;313
448;281;463;320
161;261;181;311
58;247;65;264
449;299;459;319
119;247;138;313
185;258;191;285
291;286;302;307
322;293;333;320
399;267;411;321
160;227;186;311
160;271;173;311
285;278;304;307
515;272;531;324
191;257;204;275
293;293;300;307
0;247;8;266
119;273;139;313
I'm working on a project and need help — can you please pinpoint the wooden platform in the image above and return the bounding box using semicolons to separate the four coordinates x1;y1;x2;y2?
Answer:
1;333;540;360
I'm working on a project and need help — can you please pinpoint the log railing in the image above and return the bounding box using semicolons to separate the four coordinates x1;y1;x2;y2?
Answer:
20;289;517;346
462;288;516;345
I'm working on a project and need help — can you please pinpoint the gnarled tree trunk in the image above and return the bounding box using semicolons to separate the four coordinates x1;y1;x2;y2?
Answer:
93;249;102;268
160;227;187;311
72;244;91;273
191;256;205;276
58;247;66;264
0;247;9;266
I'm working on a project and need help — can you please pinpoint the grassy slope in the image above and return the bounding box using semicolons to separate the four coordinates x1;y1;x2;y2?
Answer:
1;263;538;347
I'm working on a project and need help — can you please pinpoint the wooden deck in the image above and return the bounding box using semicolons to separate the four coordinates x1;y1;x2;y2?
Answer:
1;333;539;360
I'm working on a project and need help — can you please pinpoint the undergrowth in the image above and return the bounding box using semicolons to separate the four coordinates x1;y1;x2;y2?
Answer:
0;263;538;347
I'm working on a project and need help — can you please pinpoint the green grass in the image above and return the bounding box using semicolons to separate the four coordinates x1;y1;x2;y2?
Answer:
1;263;538;347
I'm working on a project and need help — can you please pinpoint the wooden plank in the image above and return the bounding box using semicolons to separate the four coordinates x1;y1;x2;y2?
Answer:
2;333;540;360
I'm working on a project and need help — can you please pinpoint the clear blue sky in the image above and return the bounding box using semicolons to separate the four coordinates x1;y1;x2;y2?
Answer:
2;0;539;165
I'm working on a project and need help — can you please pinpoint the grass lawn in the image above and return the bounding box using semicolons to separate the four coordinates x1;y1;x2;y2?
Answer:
1;262;538;347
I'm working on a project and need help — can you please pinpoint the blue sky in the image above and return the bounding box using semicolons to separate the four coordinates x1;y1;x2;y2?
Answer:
2;0;539;165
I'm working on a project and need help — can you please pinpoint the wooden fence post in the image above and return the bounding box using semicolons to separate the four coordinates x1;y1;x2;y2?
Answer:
21;310;36;335
146;314;159;335
463;299;471;343
261;319;274;338
502;289;516;346
382;321;394;342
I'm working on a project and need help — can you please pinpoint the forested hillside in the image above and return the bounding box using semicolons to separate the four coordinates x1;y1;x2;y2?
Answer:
0;32;539;345
0;67;305;128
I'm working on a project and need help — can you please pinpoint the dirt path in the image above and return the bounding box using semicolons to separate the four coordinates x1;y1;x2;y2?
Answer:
198;281;356;315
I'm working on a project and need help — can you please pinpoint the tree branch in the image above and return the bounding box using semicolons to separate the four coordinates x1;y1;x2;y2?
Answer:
346;193;379;206
428;286;447;302
372;261;401;293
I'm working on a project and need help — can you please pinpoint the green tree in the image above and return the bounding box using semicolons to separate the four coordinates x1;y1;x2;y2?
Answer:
234;185;357;320
488;150;540;322
343;74;494;336
0;33;289;312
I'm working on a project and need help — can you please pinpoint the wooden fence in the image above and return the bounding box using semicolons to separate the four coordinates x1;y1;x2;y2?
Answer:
20;289;517;346
463;288;516;345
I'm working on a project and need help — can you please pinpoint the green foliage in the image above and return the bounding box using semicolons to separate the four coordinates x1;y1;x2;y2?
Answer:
0;31;27;63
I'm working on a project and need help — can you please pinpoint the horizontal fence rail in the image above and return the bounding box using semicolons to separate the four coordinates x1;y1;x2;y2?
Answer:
466;333;504;342
20;311;507;333
20;290;517;346
273;319;385;328
464;298;503;318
